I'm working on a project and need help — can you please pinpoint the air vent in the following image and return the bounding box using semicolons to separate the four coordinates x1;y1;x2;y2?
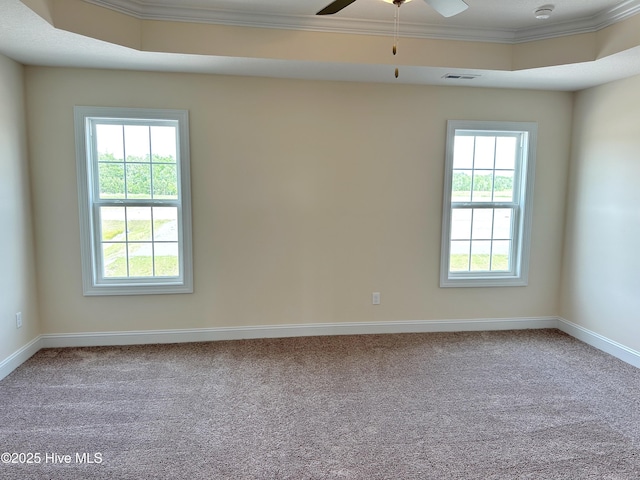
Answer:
443;73;481;80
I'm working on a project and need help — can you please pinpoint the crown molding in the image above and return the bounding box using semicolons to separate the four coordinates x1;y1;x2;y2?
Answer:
84;0;640;44
513;0;640;42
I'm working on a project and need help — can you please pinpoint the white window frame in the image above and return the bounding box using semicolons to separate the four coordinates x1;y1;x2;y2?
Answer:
74;106;193;296
440;120;537;288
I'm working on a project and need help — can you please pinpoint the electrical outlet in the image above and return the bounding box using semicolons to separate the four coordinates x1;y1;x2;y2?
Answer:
372;292;381;305
16;312;23;329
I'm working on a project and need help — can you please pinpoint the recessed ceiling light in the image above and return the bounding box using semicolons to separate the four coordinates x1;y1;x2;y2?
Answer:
534;4;554;20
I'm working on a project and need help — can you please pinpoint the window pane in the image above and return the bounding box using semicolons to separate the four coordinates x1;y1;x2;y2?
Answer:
100;207;125;242
452;170;472;202
127;207;152;241
153;207;178;242
151;126;177;163
493;209;513;240
99;207;181;279
453;136;474;169
103;243;127;278
473;136;495;169
471;209;493;240
494;171;514;202
472;171;493;202
491;240;511;271
96;124;124;162
152;164;178;199
470;240;491;271
98;163;125;199
495;136;517;170
451;209;471;240
124;125;150;162
154;242;179;277
450;240;470;272
126;163;151;199
128;243;153;277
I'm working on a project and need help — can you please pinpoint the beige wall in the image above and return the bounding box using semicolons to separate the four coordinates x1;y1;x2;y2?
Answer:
0;55;41;360
561;74;640;352
25;67;572;334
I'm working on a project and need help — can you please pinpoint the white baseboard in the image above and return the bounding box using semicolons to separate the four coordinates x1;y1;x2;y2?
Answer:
2;316;639;382
39;316;559;348
557;317;640;369
0;336;42;382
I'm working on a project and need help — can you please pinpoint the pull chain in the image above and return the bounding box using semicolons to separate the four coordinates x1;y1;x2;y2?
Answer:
393;4;399;55
393;2;401;78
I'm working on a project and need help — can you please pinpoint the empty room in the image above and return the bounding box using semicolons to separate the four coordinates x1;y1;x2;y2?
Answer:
1;0;639;478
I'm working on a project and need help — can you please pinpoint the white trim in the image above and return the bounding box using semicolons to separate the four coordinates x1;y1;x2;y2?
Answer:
557;317;640;369
515;0;640;43
440;121;537;288
39;317;558;348
0;337;42;382
74;106;194;296
83;0;640;44
3;317;639;382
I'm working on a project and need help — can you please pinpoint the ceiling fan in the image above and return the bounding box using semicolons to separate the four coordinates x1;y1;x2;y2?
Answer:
317;0;469;17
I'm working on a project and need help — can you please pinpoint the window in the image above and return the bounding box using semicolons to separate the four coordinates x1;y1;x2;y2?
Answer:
440;121;537;287
74;107;193;295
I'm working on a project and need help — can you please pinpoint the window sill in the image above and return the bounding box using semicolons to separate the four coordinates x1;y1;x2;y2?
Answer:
82;282;193;296
440;275;528;288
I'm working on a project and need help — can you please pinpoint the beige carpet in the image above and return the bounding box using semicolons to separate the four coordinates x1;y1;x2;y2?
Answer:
0;329;639;479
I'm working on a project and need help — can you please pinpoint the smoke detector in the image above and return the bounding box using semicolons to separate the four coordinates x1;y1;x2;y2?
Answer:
534;4;554;19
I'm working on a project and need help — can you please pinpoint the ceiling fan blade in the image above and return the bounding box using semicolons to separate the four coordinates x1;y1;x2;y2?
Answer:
423;0;468;17
317;0;358;15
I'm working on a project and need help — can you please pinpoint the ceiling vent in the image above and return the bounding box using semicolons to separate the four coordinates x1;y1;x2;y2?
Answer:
443;73;481;80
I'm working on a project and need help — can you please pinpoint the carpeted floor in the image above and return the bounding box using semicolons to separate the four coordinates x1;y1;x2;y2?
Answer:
0;329;639;479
